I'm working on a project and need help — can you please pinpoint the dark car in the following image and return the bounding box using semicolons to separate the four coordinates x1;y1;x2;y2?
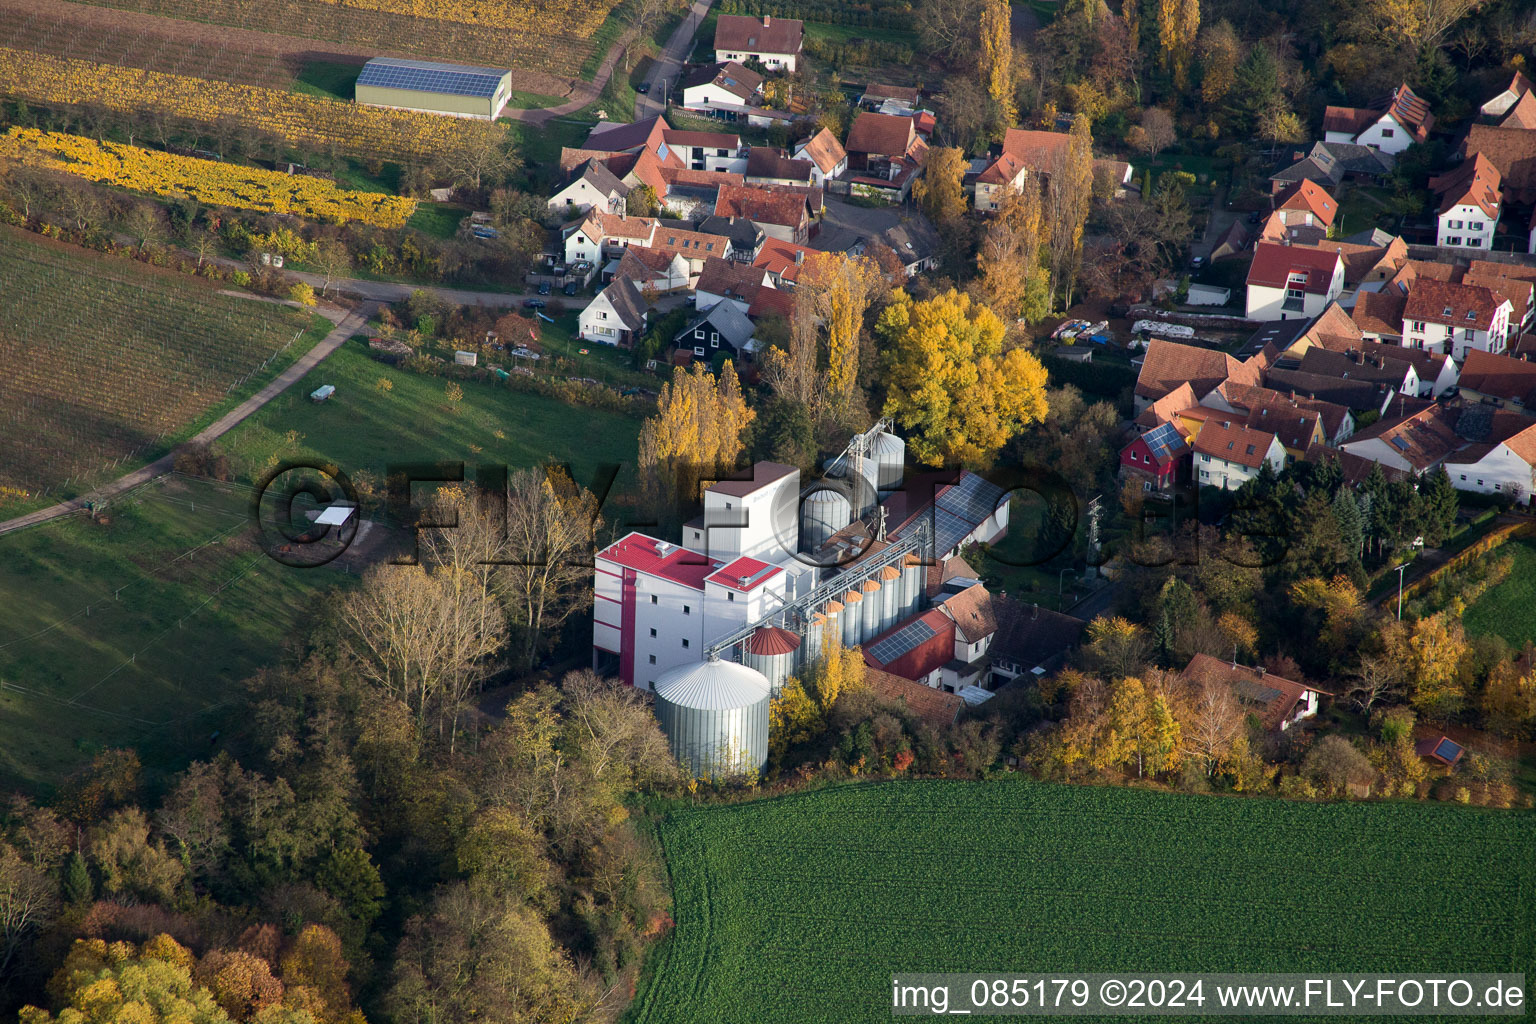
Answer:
522;298;546;310
637;82;651;94
563;282;579;296
537;281;551;295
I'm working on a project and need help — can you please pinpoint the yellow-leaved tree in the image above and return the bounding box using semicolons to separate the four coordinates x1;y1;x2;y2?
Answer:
638;360;754;520
767;629;866;762
879;289;1048;467
801;252;884;424
912;146;969;227
978;0;1017;128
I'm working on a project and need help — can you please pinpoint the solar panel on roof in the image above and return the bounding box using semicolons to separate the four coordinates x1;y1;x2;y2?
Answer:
1391;436;1410;451
357;57;508;99
866;618;937;665
1434;737;1464;761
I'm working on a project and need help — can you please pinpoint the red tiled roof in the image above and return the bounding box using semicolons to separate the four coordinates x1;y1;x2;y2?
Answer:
1000;128;1071;173
1430;153;1502;219
714;183;811;229
1323;104;1378;137
714;13;804;55
1500;89;1536;130
845;111;916;157
747;285;795;319
1343;404;1463;472
1503;421;1536;465
704;462;797;497
863;83;921;105
753;237;818;282
1465;124;1536;198
696;255;769;301
1246;241;1342;293
1135;339;1258;402
651;227;732;260
746;148;814;182
744;624;801;655
938;583;998;644
1458;349;1536;404
1352;290;1407;337
663;128;742;149
1274;179;1337;227
1179;653;1327;731
1191;418;1280;469
1403;278;1510;331
598;533;719;589
1384;83;1434;140
977;151;1027;186
865;668;963;729
795;128;846;174
1135;380;1198;429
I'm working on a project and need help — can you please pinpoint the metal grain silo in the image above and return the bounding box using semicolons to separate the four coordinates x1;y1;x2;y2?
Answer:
852;452;880;517
653;658;770;778
742;626;801;691
880;564;902;630
841;589;863;646
805;611;828;665
871;430;906;493
860;578;882;642
800;488;852;551
901;554;923;615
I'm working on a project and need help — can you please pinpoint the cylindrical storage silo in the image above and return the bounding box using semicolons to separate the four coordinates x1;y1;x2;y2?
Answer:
853;453;880;517
653;659;770;778
901;554;923;615
880;564;902;631
872;431;906;493
800;488;852;551
841;589;863;647
742;626;801;692
805;612;827;666
860;578;882;643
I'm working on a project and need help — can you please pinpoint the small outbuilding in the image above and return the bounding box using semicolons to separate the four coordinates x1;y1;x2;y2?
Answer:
355;57;513;120
1415;734;1466;767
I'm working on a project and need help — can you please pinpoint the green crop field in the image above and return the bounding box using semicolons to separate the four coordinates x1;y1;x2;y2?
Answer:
1462;538;1536;649
630;780;1536;1024
0;229;323;505
216;342;645;497
0;475;342;793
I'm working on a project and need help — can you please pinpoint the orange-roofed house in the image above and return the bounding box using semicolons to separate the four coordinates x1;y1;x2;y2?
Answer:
973;151;1028;213
713;13;804;71
1323;83;1433;156
1457;348;1536;412
1132;339;1259;414
1192;418;1286;490
1401;277;1513;360
1180;654;1329;732
1245;242;1345;321
1261;179;1337;245
1431;154;1502;250
791;128;848;186
1480;71;1534;121
1442;419;1536;506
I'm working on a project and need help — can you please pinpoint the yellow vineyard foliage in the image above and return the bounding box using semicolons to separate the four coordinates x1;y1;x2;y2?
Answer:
313;0;614;33
0;48;504;161
0;128;418;227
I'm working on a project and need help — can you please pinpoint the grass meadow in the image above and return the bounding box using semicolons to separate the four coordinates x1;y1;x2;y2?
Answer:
1462;538;1536;650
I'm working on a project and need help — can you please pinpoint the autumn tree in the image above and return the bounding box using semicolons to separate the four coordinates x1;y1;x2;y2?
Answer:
20;937;230;1024
915;0;988;64
1181;677;1243;776
1156;0;1200;90
1133;107;1176;160
1302;735;1375;798
1404;612;1469;720
0;841;58;982
638;360;754;519
971;184;1048;324
978;0;1018;127
1043;114;1094;308
313;240;350;297
801;252;883;424
1197;20;1242;107
913;146;969;227
1481;652;1536;738
435;124;519;192
1083;616;1150;680
1347;0;1491;60
879;289;1049;467
87;808;184;904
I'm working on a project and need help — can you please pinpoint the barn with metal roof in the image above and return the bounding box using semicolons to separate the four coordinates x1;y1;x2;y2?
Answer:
354;57;513;120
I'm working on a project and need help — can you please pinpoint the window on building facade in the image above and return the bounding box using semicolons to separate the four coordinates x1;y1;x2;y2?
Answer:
650;594;657;604
682;638;690;648
649;655;656;664
683;605;690;615
649;628;657;637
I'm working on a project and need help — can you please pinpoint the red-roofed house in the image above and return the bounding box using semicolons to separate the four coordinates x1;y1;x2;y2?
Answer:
1180;653;1328;731
863;608;957;687
1245;242;1346;321
1323;83;1433;155
1192;418;1286;490
844;111;920;175
713;13;804;72
1133;338;1260;414
753;237;818;286
1431;154;1502;250
1481;72;1534;120
974;151;1028;213
1339;403;1464;475
1261;179;1337;245
1442;418;1536;505
714;183;815;244
1401;278;1513;360
792;128;848;186
1457;348;1536;411
1121;421;1190;492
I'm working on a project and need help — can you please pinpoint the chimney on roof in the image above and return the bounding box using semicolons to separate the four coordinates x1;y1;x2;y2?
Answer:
1258;665;1266;677
794;250;804;264
763;14;770;25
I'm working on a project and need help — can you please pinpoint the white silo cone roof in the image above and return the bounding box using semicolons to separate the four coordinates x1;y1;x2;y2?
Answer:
654;659;771;710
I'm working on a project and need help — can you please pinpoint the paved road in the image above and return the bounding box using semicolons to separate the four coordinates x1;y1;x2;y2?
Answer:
636;0;716;120
0;303;377;538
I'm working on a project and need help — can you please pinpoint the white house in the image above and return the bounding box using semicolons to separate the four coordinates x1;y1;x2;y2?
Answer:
792;128;848;187
547;158;629;216
610;246;691;294
1444;421;1536;506
1480;71;1534;120
1323;83;1433;156
578;277;648;347
680;61;763;115
973;152;1028;213
713;14;804;72
1430;154;1501;250
1401;279;1512;360
680;461;801;565
563;211;655;266
662;128;747;174
1245;242;1346;321
1339;405;1462;475
1192;419;1286;490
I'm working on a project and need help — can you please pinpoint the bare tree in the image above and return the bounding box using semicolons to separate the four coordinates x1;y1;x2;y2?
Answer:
314;239;352;297
915;0;989;64
1137;107;1176;160
1;167;50;222
496;468;600;672
436;126;520;193
1184;679;1243;776
0;841;59;980
1345;654;1401;716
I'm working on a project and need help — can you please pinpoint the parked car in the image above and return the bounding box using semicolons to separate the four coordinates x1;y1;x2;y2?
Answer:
522;298;547;310
537;281;551;295
1189;255;1207;270
637;82;651;94
563;282;579;296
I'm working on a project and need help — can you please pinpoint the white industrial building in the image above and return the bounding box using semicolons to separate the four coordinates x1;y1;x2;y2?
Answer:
592;425;1014;692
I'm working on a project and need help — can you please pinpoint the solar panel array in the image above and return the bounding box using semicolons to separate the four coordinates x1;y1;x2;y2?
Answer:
866;617;936;666
1434;737;1464;761
357;57;509;98
933;473;1007;555
1143;421;1188;461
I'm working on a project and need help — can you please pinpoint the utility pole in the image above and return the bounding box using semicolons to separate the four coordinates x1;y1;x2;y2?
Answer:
1086;494;1103;578
1396;563;1408;621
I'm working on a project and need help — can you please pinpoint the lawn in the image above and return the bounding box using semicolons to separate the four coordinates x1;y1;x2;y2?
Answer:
291;59;361;101
628;779;1536;1024
506;90;568;109
802;21;919;46
0;229;327;507
1335;185;1400;239
0;476;342;793
215;342;645;498
406;204;470;239
1462;537;1536;649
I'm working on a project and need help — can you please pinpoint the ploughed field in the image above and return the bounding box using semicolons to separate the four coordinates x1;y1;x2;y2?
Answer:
630;779;1536;1024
